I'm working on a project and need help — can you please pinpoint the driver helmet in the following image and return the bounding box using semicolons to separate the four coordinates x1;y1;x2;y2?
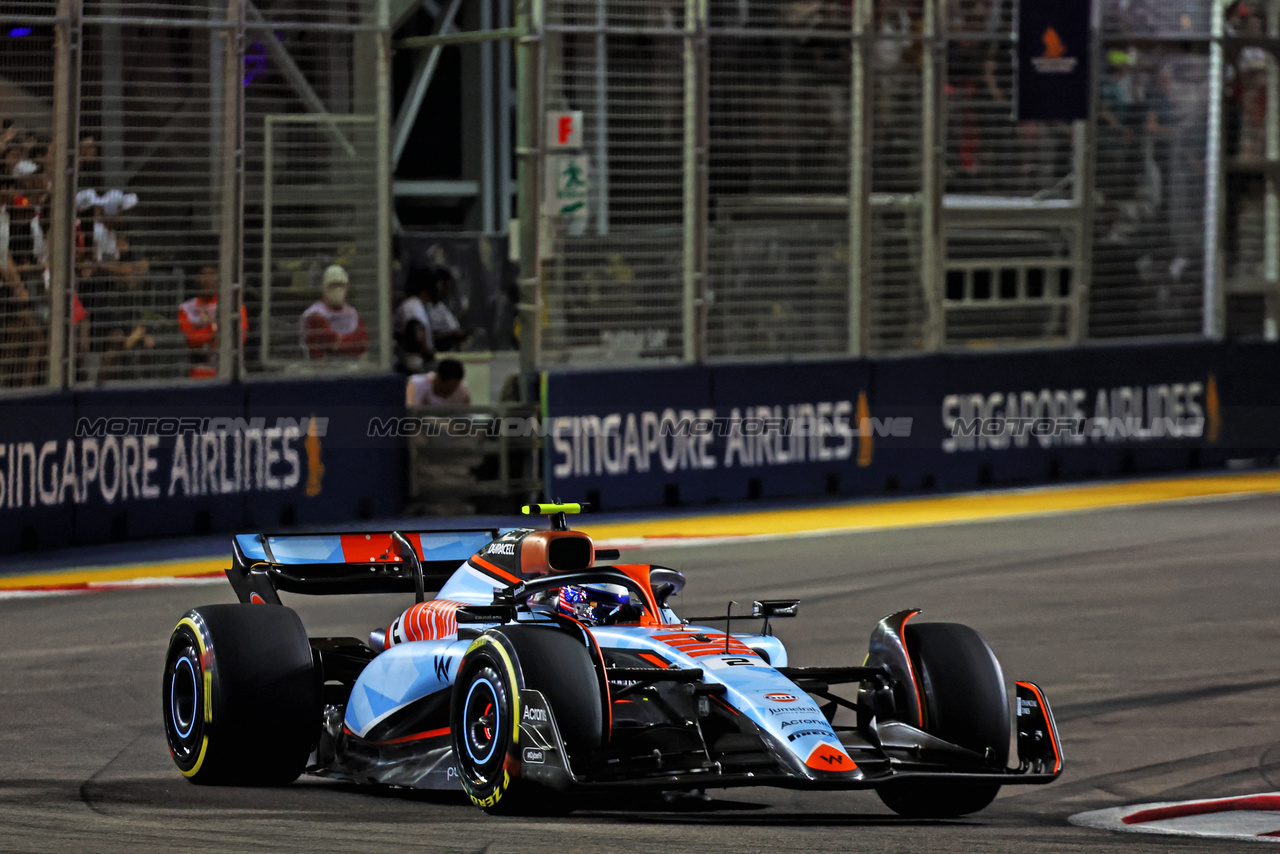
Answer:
556;582;632;626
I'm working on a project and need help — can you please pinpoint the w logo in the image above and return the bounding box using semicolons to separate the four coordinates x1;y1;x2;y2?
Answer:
805;743;856;771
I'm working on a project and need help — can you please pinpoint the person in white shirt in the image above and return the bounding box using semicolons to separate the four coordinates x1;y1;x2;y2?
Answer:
406;358;472;407
393;266;435;373
300;264;369;360
425;268;466;352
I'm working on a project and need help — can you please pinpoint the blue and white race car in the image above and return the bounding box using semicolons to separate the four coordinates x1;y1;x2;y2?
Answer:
162;504;1062;816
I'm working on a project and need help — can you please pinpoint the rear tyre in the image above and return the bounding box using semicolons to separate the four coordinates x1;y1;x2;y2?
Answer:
876;622;1009;818
162;604;319;785
451;625;604;815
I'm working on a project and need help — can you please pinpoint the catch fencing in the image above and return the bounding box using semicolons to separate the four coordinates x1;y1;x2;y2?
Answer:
525;0;1280;367
0;0;391;393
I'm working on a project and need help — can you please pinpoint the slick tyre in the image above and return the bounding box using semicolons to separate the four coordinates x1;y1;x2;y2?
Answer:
162;604;319;785
876;622;1009;818
451;625;604;815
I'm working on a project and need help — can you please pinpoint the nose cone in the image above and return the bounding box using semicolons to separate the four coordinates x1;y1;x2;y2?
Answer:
804;742;858;774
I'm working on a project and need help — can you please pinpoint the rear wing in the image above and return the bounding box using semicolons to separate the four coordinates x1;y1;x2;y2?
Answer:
227;529;501;605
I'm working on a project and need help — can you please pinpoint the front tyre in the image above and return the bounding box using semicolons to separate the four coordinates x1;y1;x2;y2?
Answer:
162;605;319;785
450;636;531;813
450;626;604;815
876;622;1009;818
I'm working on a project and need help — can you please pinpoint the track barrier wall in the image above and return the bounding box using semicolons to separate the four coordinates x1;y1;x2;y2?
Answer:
0;375;405;555
3;343;1275;553
543;341;1280;511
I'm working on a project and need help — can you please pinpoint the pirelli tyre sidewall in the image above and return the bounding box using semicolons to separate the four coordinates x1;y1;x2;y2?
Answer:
164;617;213;777
161;604;318;786
451;633;522;811
450;625;604;814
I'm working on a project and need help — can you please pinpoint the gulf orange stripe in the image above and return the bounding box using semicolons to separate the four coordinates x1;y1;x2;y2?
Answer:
712;696;739;716
365;726;451;745
638;653;668;668
660;642;755;654
1017;681;1062;773
470;555;521;585
659;638;753;648
901;610;925;728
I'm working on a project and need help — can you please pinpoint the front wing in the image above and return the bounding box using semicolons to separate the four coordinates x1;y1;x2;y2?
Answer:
514;678;1062;793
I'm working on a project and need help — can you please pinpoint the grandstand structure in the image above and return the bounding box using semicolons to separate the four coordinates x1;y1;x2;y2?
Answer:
0;0;1277;391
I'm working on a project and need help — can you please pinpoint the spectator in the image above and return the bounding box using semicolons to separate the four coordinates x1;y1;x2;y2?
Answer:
0;275;44;388
179;261;247;380
1098;51;1144;218
425;267;467;352
300;264;369;360
78;135;101;185
393;265;436;372
4;130;33;180
1;176;18;281
1226;3;1268;160
0;176;45;387
406;358;472;407
80;189;154;380
92;189;139;263
0;120;15;161
4;179;40;288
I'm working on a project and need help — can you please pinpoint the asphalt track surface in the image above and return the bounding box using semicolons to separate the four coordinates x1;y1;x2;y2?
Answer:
3;495;1280;852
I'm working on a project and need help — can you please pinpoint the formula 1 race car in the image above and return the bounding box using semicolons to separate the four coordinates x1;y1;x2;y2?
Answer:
162;504;1062;816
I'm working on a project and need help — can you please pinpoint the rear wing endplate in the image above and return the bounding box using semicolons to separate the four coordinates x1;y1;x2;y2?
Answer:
227;529;501;604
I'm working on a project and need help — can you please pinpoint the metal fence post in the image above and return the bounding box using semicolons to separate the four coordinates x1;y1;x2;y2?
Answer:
1205;0;1228;339
377;0;393;371
217;0;244;379
498;0;514;230
49;0;81;390
682;0;708;363
920;0;946;351
592;0;609;237
516;0;543;388
848;0;870;358
261;117;275;366
1071;0;1103;344
1267;0;1280;333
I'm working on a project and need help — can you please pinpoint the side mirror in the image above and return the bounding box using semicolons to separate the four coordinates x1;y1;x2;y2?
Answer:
651;567;687;608
752;599;800;619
